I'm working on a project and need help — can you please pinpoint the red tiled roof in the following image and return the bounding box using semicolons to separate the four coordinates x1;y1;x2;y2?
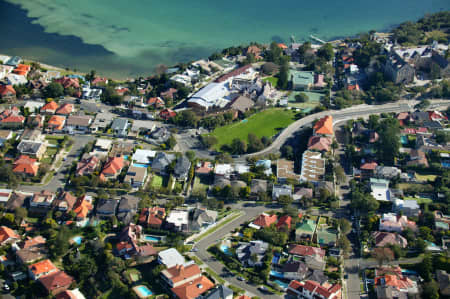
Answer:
307;136;332;151
277;43;288;49
253;213;277;228
13;155;39;176
159;109;176;120
164;264;202;284
22;236;46;249
375;274;414;290
277;215;292;230
313;115;334;135
360;161;378;170
147;97;164;106
171;275;214;299
56;103;73;115
29;259;58;277
39;271;74;293
47;115;66;130
102;156;124;175
0;85;16;96
72;197;93;219
41;101;59;113
0;226;19;243
195;161;213;174
55;77;80;89
288;244;326;258
1;115;25;123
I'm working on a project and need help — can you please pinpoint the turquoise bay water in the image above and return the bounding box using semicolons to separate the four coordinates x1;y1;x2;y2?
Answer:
1;0;449;78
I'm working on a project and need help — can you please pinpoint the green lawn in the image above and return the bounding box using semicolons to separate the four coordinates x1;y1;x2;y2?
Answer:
414;174;437;182
208;108;296;150
404;196;433;204
151;175;163;188
193;176;210;193
45;148;58;156
263;76;278;87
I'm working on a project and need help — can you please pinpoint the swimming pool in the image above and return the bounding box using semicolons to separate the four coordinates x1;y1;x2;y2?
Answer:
132;163;149;168
134;285;152;298
269;270;284;278
123;155;129;160
220;245;232;256
144;235;161;242
272;254;280;264
400;135;408;145
273;279;289;289
72;236;82;245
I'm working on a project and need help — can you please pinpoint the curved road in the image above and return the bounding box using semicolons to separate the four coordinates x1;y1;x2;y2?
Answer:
192;203;284;299
243;99;449;158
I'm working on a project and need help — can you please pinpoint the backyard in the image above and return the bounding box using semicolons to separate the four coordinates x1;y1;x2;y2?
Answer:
207;108;297;151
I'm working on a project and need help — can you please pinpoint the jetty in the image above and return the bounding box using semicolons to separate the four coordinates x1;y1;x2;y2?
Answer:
310;35;326;44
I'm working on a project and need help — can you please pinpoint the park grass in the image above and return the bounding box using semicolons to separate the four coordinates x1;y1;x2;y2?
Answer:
151;175;163;188
263;76;278;87
208;108;296;151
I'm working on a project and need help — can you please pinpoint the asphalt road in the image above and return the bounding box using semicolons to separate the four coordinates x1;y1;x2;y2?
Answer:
18;134;95;193
192;203;285;299
243;99;449;158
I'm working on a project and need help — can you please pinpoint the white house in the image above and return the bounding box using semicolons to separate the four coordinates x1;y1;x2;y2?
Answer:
188;82;230;110
132;149;157;165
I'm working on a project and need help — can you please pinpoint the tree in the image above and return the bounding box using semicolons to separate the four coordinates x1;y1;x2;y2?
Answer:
167;135;177;149
295;93;309;103
14;207;27;225
337;236;351;257
435;131;450;144
278;195;293;207
247;133;264;153
419;254;433;282
230;138;247;154
317;43;334;61
277;61;289;90
350;190;379;213
101;86;122;105
334;165;346;184
372;248;394;266
43;82;64;98
281;145;294;160
261;62;279;75
422;280;439;299
297;42;312;62
85;70;96;82
376;118;400;165
201;135;218;149
338;218;352;235
186;151;196;161
173;110;198;127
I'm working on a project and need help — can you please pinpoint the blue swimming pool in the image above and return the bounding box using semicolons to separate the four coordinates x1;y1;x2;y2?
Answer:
402;269;418;275
132;163;149;168
136;285;152;297
273;279;290;289
220;245;232;255
400;135;408;145
144;235;161;242
272;254;280;264
270;270;284;278
72;236;82;245
442;162;450;169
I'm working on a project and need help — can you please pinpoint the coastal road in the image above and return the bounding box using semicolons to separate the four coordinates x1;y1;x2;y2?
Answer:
242;99;449;158
192;203;284;299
